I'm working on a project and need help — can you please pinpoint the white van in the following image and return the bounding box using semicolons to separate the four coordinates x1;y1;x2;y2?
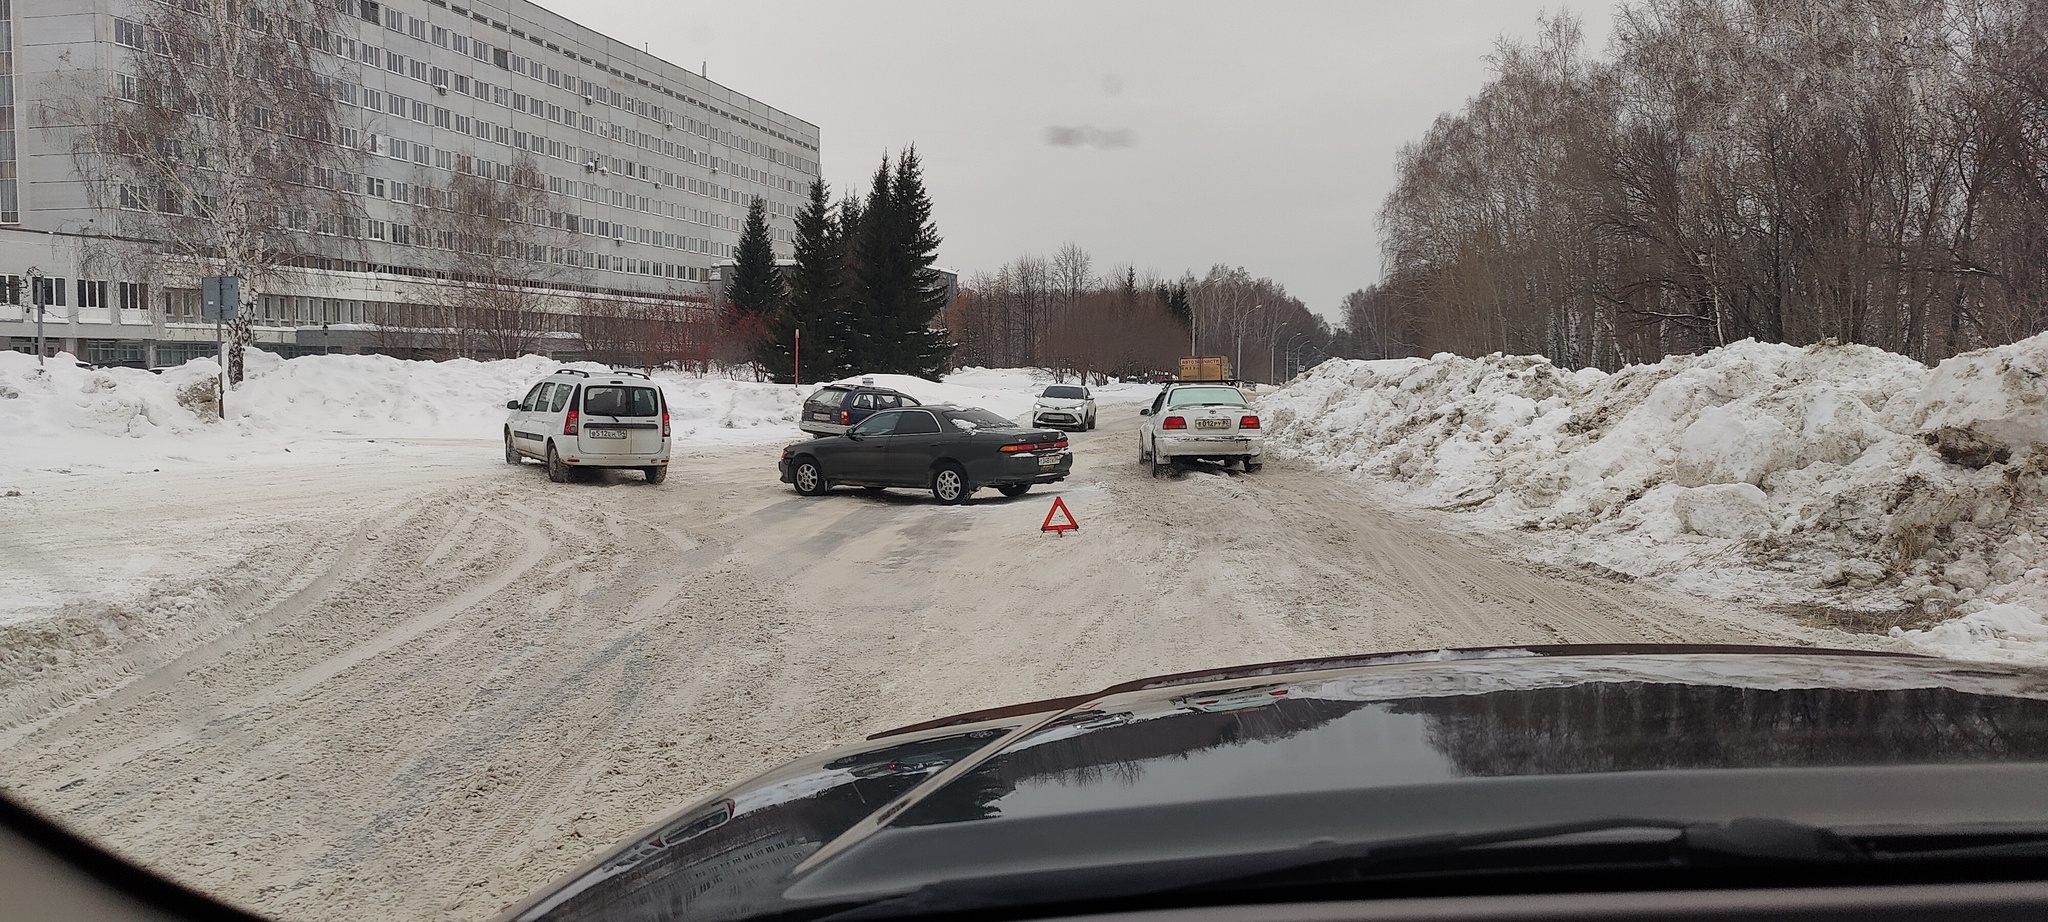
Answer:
505;369;671;484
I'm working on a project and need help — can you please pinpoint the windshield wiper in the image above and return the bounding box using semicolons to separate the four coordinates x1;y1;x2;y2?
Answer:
807;819;2048;922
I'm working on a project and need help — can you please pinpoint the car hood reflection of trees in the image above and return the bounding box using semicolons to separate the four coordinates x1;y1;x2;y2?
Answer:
505;650;2048;922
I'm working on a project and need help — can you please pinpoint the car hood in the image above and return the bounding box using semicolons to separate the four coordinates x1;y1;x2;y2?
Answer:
498;645;2048;922
1033;398;1087;408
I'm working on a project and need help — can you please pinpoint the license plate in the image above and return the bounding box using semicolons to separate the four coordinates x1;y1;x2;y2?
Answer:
588;428;626;439
1038;453;1060;468
1195;418;1230;429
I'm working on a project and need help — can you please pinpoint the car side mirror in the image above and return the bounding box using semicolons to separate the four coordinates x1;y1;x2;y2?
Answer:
1139;408;1152;416
506;400;521;410
846;430;863;441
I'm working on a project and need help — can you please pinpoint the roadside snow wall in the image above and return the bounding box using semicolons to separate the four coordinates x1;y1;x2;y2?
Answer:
1260;335;2048;664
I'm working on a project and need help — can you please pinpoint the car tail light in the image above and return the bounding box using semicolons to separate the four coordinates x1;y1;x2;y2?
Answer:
661;409;671;437
1241;415;1261;429
563;408;579;435
840;409;850;425
1162;416;1186;430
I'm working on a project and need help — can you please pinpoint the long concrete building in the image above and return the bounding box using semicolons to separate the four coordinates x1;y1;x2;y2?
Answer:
0;0;820;365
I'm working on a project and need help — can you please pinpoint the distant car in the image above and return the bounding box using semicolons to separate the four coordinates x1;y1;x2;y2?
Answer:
798;380;922;437
505;369;670;484
779;404;1072;504
1138;381;1263;476
1030;384;1097;431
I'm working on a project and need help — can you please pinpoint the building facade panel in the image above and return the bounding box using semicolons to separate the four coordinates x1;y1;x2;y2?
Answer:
0;0;819;364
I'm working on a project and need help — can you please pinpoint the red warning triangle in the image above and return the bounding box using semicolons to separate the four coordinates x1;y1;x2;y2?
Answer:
1041;496;1080;535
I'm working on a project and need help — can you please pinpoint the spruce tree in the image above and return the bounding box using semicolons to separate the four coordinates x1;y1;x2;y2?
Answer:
850;148;952;378
728;198;783;327
842;158;893;375
759;179;840;383
890;148;954;377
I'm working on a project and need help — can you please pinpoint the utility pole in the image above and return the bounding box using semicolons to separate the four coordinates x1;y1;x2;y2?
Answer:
25;266;43;367
793;327;801;385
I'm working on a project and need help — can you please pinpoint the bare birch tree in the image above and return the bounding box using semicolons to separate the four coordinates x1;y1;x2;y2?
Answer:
64;0;357;382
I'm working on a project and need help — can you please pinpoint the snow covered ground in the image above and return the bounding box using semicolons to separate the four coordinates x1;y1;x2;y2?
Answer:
1260;334;2048;664
0;353;1147;498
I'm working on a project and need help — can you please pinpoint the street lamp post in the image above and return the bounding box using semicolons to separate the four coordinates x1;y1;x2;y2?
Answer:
1286;332;1310;380
1268;322;1290;385
25;266;44;367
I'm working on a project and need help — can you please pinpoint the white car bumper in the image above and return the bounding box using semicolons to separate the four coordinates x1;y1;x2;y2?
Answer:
1156;434;1263;459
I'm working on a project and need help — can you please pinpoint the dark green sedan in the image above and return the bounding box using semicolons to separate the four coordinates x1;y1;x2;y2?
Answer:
778;405;1073;504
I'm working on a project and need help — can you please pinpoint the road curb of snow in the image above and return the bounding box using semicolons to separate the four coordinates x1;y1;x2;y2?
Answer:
1259;334;2048;664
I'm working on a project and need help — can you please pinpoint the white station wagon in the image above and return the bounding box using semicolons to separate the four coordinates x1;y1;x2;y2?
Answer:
1137;382;1263;477
505;369;671;484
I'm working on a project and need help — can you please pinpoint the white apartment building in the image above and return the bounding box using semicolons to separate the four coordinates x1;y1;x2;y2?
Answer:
0;0;820;365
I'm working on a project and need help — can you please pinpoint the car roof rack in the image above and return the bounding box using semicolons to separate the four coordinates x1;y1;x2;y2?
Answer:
556;369;591;377
1168;377;1242;385
608;369;651;379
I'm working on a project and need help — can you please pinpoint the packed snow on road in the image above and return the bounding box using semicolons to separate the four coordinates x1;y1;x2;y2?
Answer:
1259;333;2048;664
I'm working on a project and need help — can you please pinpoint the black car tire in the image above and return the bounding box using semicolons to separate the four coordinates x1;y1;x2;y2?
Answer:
997;484;1031;497
1086;413;1096;431
792;457;827;496
644;466;667;485
504;431;521;465
932;464;971;504
546;443;571;483
1245;461;1263;473
1152;459;1171;478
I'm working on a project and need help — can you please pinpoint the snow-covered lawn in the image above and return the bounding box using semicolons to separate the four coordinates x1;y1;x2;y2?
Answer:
0;352;1149;492
1260;334;2048;664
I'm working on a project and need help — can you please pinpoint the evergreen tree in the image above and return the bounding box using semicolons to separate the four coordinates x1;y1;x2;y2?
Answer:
758;179;841;384
728;198;783;326
1167;282;1193;327
850;147;952;377
841;158;893;374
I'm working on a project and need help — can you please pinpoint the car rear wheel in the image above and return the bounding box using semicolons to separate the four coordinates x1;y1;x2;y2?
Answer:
546;443;570;483
791;458;827;496
997;484;1030;497
504;431;521;465
932;464;971;504
643;466;667;485
1245;460;1263;473
1152;459;1172;478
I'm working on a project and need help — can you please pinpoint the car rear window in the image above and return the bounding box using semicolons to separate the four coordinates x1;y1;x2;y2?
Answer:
1042;386;1086;399
806;387;849;409
582;385;660;417
1166;386;1248;408
944;408;1019;430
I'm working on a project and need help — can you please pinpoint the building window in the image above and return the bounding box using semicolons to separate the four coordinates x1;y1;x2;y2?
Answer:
114;18;145;49
78;279;108;308
117;281;146;311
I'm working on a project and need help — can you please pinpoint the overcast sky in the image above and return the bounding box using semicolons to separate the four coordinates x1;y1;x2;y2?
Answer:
533;1;1615;320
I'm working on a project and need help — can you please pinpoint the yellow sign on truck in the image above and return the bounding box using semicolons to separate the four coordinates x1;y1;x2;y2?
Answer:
1178;356;1233;381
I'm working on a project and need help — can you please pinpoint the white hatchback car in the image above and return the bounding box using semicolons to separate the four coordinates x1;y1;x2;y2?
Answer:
1137;382;1263;477
505;369;671;484
1030;384;1097;431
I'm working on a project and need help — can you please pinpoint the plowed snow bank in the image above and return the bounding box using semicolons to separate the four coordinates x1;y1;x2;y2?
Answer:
1261;335;2048;663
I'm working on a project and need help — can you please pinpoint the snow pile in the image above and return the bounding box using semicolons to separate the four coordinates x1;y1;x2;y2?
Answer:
0;350;808;483
1261;335;2048;664
0;352;1149;488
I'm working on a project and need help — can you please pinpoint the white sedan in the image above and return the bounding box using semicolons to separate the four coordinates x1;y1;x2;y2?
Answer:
1030;384;1097;431
1137;382;1263;477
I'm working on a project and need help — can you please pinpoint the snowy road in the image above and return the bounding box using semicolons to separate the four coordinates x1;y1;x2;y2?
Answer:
0;409;1871;922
